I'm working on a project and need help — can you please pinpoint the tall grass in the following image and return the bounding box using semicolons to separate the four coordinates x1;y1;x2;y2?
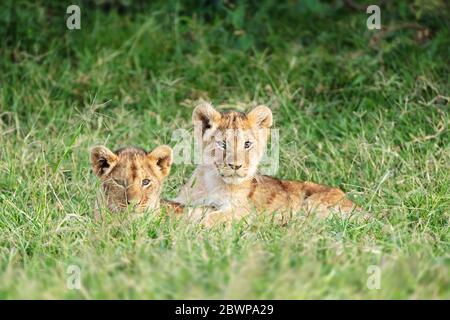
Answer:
0;0;448;299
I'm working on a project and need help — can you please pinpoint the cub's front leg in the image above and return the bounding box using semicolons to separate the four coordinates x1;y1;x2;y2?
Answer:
201;206;250;228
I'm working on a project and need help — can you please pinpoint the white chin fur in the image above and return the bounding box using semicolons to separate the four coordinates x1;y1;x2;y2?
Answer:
221;176;247;185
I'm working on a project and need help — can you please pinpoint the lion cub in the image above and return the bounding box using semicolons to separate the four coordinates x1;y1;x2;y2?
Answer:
90;145;185;218
90;144;215;222
175;102;359;225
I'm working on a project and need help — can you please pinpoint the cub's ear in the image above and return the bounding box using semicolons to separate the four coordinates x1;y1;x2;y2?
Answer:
192;102;221;136
247;105;273;128
147;145;173;178
90;145;118;177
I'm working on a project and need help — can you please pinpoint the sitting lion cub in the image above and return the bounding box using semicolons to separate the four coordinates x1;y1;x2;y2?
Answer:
174;102;359;225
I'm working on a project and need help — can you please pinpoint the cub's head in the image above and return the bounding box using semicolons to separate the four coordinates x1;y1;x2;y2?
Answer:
90;145;173;213
193;102;272;185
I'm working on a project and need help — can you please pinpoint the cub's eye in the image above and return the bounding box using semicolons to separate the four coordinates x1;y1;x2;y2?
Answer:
217;141;227;149
142;179;151;186
244;141;253;149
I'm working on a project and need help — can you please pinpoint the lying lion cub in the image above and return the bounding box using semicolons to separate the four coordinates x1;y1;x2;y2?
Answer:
90;144;213;221
174;102;359;225
90;145;183;218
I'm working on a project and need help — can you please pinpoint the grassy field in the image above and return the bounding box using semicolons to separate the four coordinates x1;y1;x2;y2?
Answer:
0;0;449;299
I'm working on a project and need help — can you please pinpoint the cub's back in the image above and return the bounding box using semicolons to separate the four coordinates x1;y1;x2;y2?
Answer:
250;175;355;214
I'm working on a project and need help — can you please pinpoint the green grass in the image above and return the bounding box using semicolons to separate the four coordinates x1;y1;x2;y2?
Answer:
0;0;449;299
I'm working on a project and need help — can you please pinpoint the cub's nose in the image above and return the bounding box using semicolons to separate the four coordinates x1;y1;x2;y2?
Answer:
227;163;242;170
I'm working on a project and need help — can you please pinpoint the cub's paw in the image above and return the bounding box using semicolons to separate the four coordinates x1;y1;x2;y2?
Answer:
202;210;233;228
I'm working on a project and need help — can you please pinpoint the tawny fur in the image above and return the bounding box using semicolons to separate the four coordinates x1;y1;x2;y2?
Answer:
90;145;213;221
175;102;359;226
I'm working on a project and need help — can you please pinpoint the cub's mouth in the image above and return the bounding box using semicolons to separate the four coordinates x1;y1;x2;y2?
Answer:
215;164;249;184
218;171;247;178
